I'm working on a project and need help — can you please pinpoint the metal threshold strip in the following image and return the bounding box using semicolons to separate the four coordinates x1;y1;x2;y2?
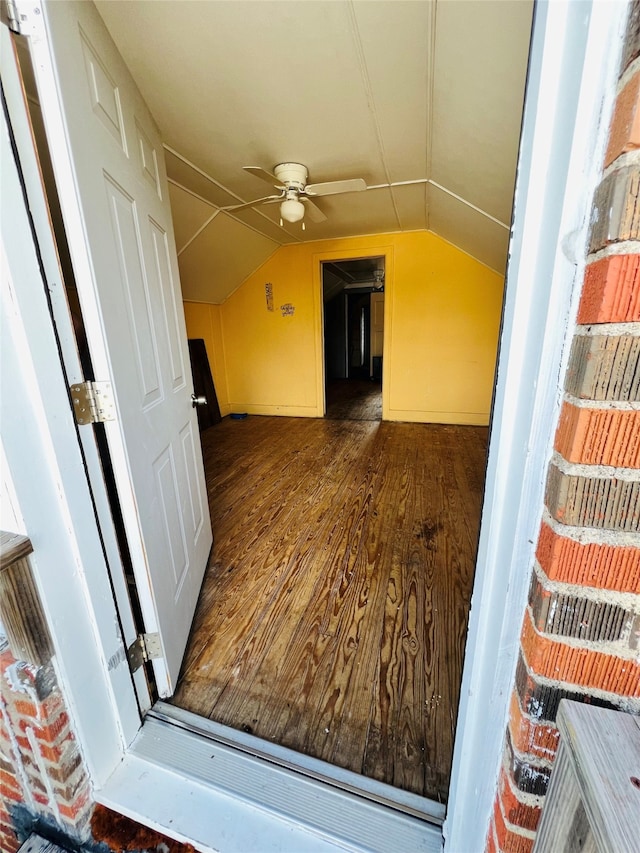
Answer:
151;701;445;827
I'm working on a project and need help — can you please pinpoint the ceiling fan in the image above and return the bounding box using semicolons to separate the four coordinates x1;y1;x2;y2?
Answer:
222;163;367;228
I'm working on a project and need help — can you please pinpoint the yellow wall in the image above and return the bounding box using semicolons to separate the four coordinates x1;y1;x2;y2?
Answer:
182;301;231;415
384;232;503;423
184;231;504;425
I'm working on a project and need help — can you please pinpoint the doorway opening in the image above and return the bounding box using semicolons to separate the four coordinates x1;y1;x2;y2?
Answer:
322;257;385;421
16;26;488;808
12;0;529;825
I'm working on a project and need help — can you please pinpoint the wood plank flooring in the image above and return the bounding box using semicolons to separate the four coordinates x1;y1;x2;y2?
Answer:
171;415;488;803
325;379;382;421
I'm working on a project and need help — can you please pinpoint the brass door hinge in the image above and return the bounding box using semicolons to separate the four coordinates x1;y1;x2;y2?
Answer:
127;632;162;672
70;380;115;425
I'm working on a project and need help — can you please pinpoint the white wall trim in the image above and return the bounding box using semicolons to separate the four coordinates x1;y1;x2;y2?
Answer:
444;1;628;848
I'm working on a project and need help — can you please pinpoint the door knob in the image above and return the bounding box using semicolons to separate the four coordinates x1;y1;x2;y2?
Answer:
191;394;207;407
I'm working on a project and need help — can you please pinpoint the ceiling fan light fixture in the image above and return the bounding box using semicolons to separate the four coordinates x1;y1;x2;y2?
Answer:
280;198;305;223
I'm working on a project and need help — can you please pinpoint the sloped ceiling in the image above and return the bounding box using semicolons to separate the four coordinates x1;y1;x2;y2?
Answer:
95;0;533;303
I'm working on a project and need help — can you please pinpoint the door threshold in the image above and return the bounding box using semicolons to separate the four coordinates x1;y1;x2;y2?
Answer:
152;701;446;825
99;706;443;853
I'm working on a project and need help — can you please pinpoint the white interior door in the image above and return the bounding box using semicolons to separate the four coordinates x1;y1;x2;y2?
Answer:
25;0;212;695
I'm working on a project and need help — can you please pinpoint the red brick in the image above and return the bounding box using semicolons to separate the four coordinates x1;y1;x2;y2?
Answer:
57;784;91;821
0;786;23;804
0;826;20;853
589;167;640;251
11;692;64;725
498;765;542;833
0;709;13;732
14;735;30;752
486;818;498;853
528;573;629;644
46;748;82;784
39;692;64;722
508;691;559;762
16;711;70;744
53;766;88;805
605;71;640;166
0;649;17;672
12;699;37;719
520;608;640;695
555;403;640;467
545;464;640;531
493;797;534;853
24;769;47;795
536;522;640;593
577;255;640;324
0;770;23;801
35;741;66;764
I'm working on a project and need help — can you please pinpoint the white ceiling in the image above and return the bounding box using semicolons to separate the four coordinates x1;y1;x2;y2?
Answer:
95;0;533;302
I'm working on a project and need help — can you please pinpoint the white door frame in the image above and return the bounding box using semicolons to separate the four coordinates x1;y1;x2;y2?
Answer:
445;1;625;847
314;246;393;418
1;1;626;850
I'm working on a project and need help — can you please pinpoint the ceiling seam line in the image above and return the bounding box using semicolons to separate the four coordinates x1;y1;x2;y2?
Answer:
168;177;219;210
428;181;510;229
177;210;221;257
168;177;289;248
164;145;302;243
425;0;437;232
368;179;429;189
168;177;291;249
210;208;292;247
164;144;244;201
346;1;402;232
425;0;437;182
366;179;509;228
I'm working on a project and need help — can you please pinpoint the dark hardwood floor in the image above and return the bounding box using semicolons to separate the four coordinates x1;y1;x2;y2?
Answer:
171;415;488;803
325;379;382;420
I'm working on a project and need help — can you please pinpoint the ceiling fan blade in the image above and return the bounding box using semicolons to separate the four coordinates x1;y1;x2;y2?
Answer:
302;198;327;223
243;166;283;188
305;178;367;197
222;194;282;213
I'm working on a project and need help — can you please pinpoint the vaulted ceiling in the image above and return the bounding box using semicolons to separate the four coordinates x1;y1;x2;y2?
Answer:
95;0;534;303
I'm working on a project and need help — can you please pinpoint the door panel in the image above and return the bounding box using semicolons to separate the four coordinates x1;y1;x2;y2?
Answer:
32;0;212;694
370;292;384;377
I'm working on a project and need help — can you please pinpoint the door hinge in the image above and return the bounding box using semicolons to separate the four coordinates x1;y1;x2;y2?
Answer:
70;380;116;425
127;632;162;672
4;1;42;37
4;0;22;33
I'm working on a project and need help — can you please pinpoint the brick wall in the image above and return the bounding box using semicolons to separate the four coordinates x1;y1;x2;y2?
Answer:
0;540;94;853
487;6;640;852
0;638;94;853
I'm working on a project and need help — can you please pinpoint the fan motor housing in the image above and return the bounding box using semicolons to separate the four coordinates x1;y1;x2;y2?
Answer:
274;162;308;190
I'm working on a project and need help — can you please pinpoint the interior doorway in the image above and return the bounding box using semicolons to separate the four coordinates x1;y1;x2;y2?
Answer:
322;257;385;421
